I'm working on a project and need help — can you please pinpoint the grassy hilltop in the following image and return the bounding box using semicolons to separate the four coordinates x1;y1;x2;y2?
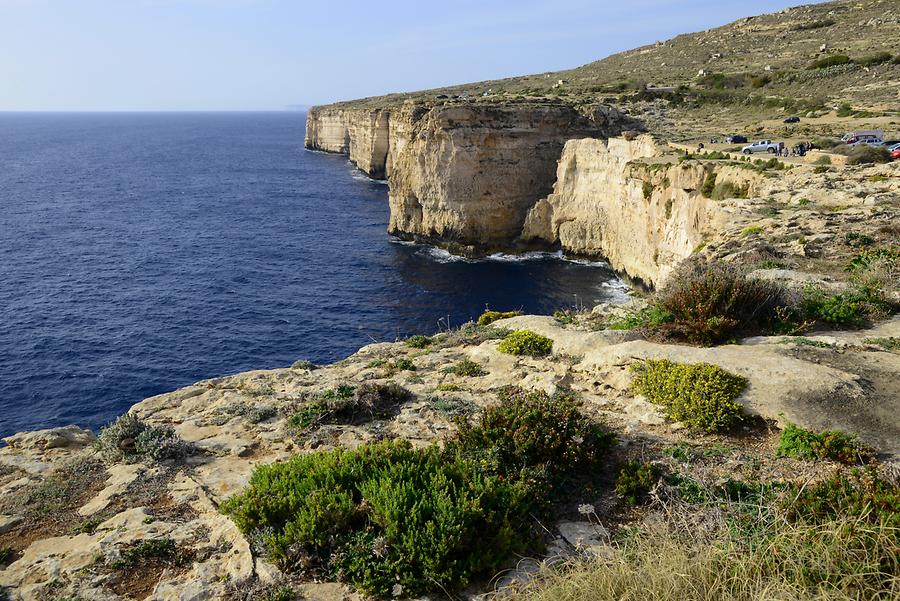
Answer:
331;0;900;139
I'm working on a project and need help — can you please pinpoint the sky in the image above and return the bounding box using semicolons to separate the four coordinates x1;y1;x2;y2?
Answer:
0;0;822;111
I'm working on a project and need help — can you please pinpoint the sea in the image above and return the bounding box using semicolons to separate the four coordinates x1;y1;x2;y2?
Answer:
0;112;628;438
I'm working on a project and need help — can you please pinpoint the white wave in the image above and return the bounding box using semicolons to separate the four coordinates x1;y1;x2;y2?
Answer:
421;247;476;264
485;250;565;262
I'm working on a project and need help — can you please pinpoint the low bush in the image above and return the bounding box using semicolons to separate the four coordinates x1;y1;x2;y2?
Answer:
814;154;832;166
701;172;718;198
653;262;796;345
290;383;412;430
477;310;521;326
452;387;616;488
405;335;432;349
391;357;416;371
802;289;864;326
631;360;746;432
223;390;614;598
864;337;900;350
808;54;851;70
857;51;893;66
783;468;899;527
847;247;899;273
112;538;177;569
846;145;891;165
607;306;674;331
615;461;663;505
444;358;487;377
96;413;194;463
498;330;554;357
776;422;874;465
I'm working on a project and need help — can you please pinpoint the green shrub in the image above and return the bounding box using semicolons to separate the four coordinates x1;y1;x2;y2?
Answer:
291;359;318;370
444;358;487;377
287;402;328;430
96;413;194;463
864;337;900;350
435;383;462;392
553;309;577;324
608;306;674;331
498;330;553;357
741;225;764;237
322;384;356;401
790;18;835;31
291;383;412;430
700;172;718;198
615;461;663;505
813;164;829;174
654;263;796;345
814;155;831;166
477;310;522;326
712;180;749;200
777;422;874;465
847;247;899;273
808;54;851;70
857;51;893;66
642;180;654;200
802;289;864;325
222;440;535;598
631;360;746;432
846;145;891;165
452;387;615;487
112;538;177;569
392;357;416;371
0;547;12;566
405;335;432;349
783;468;899;526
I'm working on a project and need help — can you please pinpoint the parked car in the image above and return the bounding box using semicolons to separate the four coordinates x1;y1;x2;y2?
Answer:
849;139;884;147
783;116;800;123
742;140;783;154
890;143;900;160
726;135;748;143
880;139;900;147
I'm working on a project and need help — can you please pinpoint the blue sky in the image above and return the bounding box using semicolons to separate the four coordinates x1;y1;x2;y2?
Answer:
0;0;819;111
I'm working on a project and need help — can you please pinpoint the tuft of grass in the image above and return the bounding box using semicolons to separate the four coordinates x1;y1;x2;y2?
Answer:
741;225;764;237
607;306;674;331
405;335;432;349
631;359;746;432
435;383;462;392
497;330;553;357
111;538;177;569
477;310;522;326
392;357;416;371
776;422;874;465
864;337;900;350
615;461;663;505
444;358;487;377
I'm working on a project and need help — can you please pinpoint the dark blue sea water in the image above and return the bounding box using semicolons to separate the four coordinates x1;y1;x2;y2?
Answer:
0;112;628;437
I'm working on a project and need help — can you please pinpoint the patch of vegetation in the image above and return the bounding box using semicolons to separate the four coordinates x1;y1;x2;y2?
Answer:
814;155;831;166
777;336;833;349
210;402;276;425
96;413;194;463
444;358;487;377
477;310;522;326
864;337;900;350
700;172;718;198
497;330;553;357
790;18;835;31
223;389;613;598
652;263;797;345
845;145;891;165
712;180;750;200
428;396;475;417
289;383;412;430
615;461;663;505
802;288;864;326
391;357;416;371
111;538;177;570
776;423;874;465
741;225;764;237
0;547;12;566
813;164;830;174
631;359;746;432
808;54;851;70
607;306;674;331
435;383;462;392
405;335;432;349
0;458;106;519
553;309;578;324
857;51;893;67
845;232;874;247
782;468;899;526
847;247;899;273
291;360;318;370
642;180;654;200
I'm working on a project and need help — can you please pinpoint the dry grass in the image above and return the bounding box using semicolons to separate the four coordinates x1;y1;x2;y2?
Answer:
507;515;898;601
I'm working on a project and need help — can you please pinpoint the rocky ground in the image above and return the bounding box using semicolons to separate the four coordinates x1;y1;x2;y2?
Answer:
1;301;898;600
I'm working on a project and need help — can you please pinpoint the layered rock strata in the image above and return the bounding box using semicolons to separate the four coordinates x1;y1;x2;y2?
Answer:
521;136;764;287
305;102;629;249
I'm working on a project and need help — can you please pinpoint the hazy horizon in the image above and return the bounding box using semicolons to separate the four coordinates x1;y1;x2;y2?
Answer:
1;0;824;112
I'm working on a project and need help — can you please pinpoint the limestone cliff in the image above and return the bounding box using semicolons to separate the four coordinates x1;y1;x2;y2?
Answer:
305;107;390;179
385;103;626;249
306;102;631;250
521;136;763;287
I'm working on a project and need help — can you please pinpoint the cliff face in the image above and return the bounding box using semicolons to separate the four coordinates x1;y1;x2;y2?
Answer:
306;102;630;249
305;107;390;179
385;103;626;249
522;136;762;287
